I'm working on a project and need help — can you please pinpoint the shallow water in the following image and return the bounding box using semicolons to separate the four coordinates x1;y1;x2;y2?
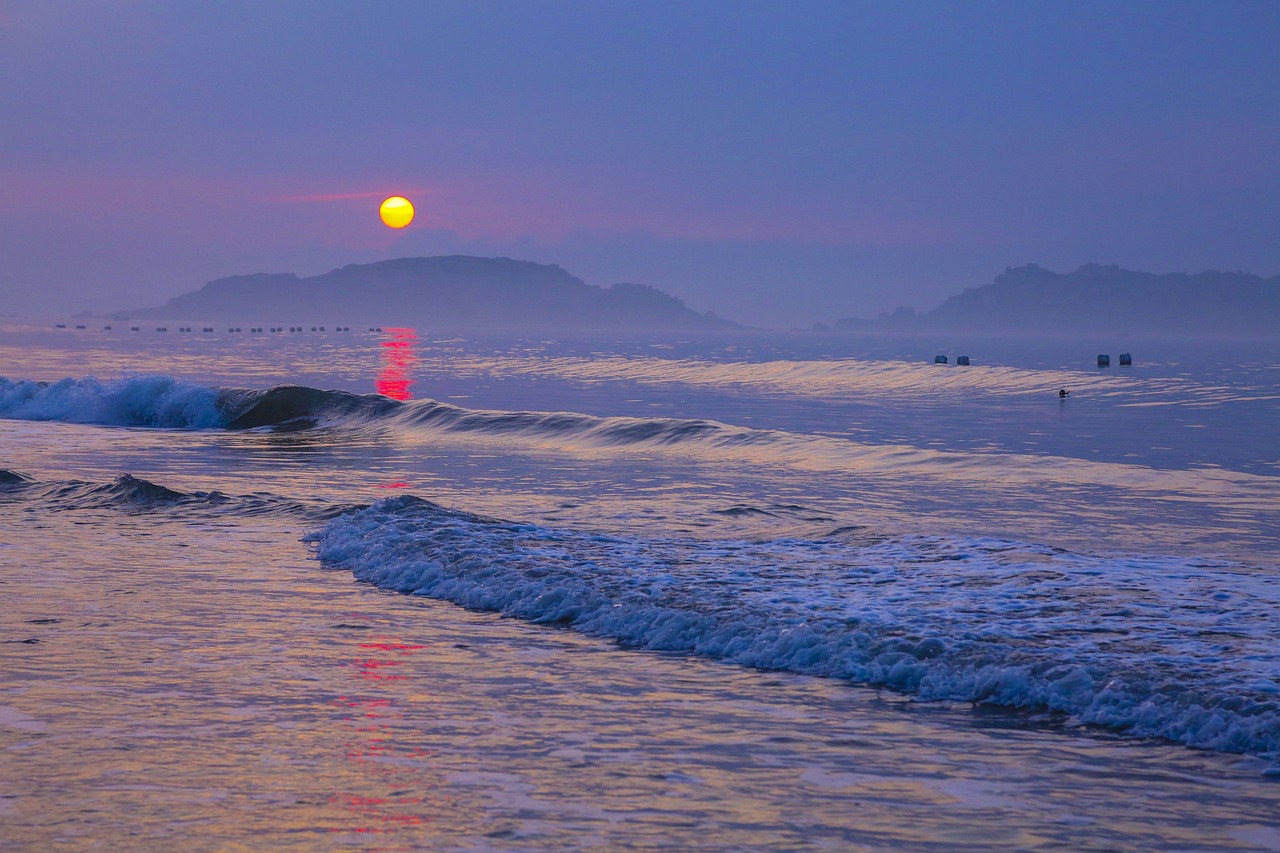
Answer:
2;324;1279;849
4;508;1278;852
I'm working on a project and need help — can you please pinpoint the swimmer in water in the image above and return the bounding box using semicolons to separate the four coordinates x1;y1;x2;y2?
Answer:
1058;389;1069;398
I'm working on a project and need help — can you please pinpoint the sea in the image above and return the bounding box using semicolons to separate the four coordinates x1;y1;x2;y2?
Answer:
1;322;1278;851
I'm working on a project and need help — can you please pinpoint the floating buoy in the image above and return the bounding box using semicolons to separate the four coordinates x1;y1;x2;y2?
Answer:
1119;352;1132;366
956;355;970;365
1097;354;1110;367
130;326;140;332
934;355;948;364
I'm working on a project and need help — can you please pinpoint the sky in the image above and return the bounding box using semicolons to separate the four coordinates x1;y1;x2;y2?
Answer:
1;0;1278;328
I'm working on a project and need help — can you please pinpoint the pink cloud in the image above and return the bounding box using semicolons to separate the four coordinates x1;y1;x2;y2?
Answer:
270;189;433;204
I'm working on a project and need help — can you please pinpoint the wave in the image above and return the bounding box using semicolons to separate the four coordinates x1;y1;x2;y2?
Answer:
413;352;1280;406
0;468;35;488
427;353;1136;399
0;375;408;431
0;375;225;429
4;376;1277;508
0;469;351;519
307;495;1280;762
220;384;402;430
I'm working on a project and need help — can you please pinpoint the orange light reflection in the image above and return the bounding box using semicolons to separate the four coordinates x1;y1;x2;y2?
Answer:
328;631;444;837
375;328;419;401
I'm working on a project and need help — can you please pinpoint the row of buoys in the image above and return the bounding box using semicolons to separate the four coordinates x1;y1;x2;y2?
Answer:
933;355;972;365
55;324;367;333
1098;353;1133;367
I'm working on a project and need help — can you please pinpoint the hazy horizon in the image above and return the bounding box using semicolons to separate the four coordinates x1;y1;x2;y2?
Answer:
2;1;1278;327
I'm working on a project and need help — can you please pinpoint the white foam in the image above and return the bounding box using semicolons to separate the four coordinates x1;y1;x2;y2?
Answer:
0;375;223;429
307;497;1280;760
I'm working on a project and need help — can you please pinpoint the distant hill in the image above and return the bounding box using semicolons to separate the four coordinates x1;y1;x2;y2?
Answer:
118;256;737;330
836;264;1280;337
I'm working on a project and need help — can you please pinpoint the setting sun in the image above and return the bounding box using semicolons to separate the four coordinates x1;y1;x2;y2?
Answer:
379;196;414;229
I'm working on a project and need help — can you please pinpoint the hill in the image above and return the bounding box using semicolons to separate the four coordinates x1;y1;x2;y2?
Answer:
836;264;1280;337
118;256;737;331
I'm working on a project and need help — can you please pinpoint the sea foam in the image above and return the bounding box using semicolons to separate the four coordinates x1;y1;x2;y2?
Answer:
308;496;1280;760
0;375;224;429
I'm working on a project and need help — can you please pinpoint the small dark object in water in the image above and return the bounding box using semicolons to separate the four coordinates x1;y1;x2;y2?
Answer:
103;325;112;330
75;324;86;329
934;355;948;364
1119;352;1132;366
130;326;139;331
1058;389;1069;398
1097;354;1110;367
55;323;66;328
956;355;970;365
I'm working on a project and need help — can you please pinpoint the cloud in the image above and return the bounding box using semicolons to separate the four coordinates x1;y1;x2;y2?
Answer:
269;189;432;204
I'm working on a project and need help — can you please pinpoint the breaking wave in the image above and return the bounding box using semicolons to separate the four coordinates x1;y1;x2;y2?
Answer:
3;375;1277;507
308;495;1280;761
0;375;401;431
0;375;224;429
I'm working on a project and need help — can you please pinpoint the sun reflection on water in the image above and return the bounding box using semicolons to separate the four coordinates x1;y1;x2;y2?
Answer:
330;636;434;837
376;328;419;400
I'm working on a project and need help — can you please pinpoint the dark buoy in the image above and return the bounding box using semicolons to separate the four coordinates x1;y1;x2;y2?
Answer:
934;355;948;364
956;355;970;366
1119;352;1132;366
1097;354;1110;367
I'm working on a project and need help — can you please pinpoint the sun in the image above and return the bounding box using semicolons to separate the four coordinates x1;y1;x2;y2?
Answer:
379;196;414;229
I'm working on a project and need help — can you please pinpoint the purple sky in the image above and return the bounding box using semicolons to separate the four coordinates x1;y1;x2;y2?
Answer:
2;1;1277;327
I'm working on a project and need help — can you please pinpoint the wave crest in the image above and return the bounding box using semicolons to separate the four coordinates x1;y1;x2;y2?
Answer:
307;497;1280;761
0;375;224;429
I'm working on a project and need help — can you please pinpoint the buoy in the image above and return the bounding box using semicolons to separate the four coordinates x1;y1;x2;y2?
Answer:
1097;354;1110;367
1119;352;1132;366
934;355;948;364
130;326;140;332
956;355;970;365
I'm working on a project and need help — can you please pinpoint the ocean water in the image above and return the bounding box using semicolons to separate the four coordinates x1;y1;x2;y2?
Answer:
2;323;1279;851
